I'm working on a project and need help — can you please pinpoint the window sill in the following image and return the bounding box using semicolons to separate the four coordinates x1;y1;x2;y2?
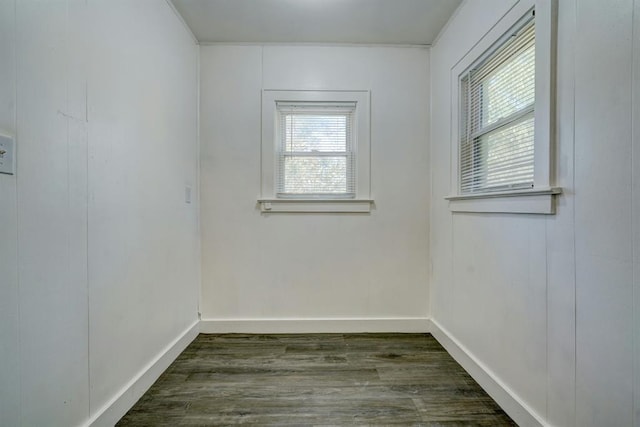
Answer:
445;187;562;214
258;198;374;213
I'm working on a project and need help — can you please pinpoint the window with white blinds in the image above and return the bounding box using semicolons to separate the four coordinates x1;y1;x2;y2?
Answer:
459;16;536;194
261;90;371;212
276;102;356;198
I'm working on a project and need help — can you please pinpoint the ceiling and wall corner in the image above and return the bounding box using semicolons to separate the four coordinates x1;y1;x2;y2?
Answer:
170;0;462;45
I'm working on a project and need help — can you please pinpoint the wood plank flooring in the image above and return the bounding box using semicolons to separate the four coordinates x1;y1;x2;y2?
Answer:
117;333;517;426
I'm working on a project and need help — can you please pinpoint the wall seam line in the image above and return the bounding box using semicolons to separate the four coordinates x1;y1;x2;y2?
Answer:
196;43;202;320
631;1;637;425
65;13;72;420
259;45;264;202
571;1;578;424
428;48;433;319
83;0;91;420
545;195;549;420
13;0;22;424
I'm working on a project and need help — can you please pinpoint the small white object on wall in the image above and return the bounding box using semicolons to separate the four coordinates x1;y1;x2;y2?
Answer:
0;134;15;175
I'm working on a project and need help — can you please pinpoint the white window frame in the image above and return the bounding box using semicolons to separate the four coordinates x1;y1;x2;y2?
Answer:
275;101;356;199
260;90;372;213
446;0;561;214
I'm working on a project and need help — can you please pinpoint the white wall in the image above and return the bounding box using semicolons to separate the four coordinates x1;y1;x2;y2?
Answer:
199;45;430;331
430;0;639;426
87;1;199;418
0;1;20;425
0;1;199;426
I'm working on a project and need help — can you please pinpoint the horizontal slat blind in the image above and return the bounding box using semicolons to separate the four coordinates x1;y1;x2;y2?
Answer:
276;102;356;198
460;17;536;194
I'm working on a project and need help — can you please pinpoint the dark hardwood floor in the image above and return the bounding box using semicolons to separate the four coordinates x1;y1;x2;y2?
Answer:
117;333;517;426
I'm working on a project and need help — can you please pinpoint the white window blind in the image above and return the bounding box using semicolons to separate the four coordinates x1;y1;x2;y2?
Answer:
276;102;356;198
460;16;535;194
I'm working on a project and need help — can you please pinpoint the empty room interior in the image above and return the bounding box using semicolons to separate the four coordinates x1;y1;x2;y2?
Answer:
1;0;639;425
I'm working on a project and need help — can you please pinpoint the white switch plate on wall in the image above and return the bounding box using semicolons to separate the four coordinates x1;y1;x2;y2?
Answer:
0;134;15;175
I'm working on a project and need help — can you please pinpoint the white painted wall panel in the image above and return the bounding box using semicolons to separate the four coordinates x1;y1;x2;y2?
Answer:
199;45;263;319
87;0;199;415
574;1;634;425
450;213;547;415
15;1;89;424
0;1;20;425
200;45;430;326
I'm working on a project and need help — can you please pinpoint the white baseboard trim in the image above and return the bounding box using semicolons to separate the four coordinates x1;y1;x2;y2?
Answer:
430;319;548;427
200;317;432;333
86;320;200;427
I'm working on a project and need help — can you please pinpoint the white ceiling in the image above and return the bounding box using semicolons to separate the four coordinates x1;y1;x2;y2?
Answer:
171;0;462;45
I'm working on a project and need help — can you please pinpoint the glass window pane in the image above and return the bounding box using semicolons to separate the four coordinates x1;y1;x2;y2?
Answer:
285;114;348;152
482;116;534;188
482;41;535;127
284;156;348;194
